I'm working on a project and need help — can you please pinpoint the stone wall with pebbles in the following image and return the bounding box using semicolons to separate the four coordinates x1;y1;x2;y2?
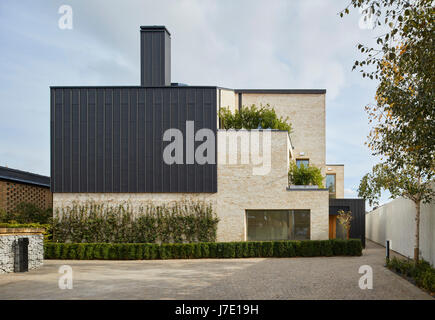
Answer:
0;233;43;273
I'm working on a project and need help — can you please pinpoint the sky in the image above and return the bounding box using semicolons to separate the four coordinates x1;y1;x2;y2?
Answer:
0;0;390;206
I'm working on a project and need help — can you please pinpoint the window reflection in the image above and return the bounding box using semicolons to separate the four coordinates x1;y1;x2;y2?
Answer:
326;174;336;198
246;210;310;241
296;159;309;168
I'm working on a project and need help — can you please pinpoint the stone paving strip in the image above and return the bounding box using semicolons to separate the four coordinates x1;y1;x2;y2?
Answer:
0;240;432;300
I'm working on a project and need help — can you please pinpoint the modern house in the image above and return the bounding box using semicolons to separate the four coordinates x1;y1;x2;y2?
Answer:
0;166;52;212
50;26;364;244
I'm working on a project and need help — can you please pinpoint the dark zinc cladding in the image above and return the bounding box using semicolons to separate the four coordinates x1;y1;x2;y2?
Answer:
329;198;366;247
50;86;217;193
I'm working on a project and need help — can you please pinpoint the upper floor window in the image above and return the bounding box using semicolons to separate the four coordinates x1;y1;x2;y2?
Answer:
296;159;309;168
326;174;336;198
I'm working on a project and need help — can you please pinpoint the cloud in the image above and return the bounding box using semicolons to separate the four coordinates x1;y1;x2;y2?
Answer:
344;188;357;197
0;0;383;194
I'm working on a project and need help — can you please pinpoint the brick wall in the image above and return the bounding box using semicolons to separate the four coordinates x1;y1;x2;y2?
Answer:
0;180;52;212
53;131;329;242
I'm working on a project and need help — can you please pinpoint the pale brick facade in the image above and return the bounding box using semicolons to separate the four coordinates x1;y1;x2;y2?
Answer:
54;128;330;242
326;164;344;198
51;26;345;243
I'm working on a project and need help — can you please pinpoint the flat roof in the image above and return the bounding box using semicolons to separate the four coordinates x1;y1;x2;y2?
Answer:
235;89;326;94
50;85;220;89
140;25;171;35
0;166;50;188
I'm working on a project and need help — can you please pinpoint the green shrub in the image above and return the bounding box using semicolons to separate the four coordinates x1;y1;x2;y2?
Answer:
320;240;334;257
135;244;143;260
201;243;210;257
52;200;218;244
53;243;62;259
44;239;362;261
77;244;86;260
85;245;94;260
332;239;347;256
288;162;324;188
387;256;435;294
219;104;292;133
262;241;273;257
234;242;247;258
208;243;217;258
299;241;314;257
286;242;296;257
44;242;54;259
194;243;202;259
223;242;235;258
346;239;363;256
102;245;110;260
419;270;435;292
0;203;52;224
94;244;103;260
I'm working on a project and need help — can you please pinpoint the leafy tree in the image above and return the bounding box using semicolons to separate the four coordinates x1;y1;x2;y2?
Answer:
341;0;435;173
288;162;324;188
358;162;435;261
343;0;434;263
337;210;353;240
219;104;292;133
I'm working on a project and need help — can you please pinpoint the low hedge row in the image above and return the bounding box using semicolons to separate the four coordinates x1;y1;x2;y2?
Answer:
386;256;435;294
44;239;362;260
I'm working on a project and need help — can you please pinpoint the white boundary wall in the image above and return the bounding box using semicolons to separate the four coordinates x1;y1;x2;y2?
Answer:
366;187;435;265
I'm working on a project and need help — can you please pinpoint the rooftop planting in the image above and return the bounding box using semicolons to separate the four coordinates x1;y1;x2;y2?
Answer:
288;162;324;188
219;104;292;133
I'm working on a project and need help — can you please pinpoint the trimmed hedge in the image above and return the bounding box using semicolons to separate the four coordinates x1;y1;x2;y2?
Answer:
44;239;362;260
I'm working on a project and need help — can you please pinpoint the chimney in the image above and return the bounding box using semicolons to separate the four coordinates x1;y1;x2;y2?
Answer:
140;26;171;86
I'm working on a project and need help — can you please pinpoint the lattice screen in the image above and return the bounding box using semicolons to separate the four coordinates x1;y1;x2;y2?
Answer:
0;180;52;212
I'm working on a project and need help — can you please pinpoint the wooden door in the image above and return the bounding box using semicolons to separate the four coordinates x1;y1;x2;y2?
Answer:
329;215;337;239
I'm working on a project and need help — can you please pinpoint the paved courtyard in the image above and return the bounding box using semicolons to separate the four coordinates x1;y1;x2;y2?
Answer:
0;240;432;300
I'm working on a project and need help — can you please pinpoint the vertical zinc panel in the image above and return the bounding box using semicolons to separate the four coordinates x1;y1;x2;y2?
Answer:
95;89;105;192
79;88;88;192
87;89;96;192
195;88;204;192
186;88;196;192
63;89;71;192
51;86;218;193
112;88;121;192
169;89;179;192
178;88;188;192
120;89;129;192
104;88;113;192
137;88;146;192
71;89;80;192
145;89;153;191
162;89;171;192
54;89;64;192
153;88;163;192
128;88;138;191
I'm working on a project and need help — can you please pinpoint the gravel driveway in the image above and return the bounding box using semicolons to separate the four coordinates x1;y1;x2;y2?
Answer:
0;240;432;300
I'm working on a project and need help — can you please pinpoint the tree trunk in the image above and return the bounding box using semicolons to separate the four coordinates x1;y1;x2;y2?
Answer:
414;200;421;262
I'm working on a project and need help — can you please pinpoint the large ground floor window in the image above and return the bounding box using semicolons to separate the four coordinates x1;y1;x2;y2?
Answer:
246;210;310;241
